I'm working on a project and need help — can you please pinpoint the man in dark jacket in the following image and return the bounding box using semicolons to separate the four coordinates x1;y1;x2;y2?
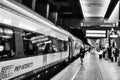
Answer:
80;47;86;65
114;48;119;62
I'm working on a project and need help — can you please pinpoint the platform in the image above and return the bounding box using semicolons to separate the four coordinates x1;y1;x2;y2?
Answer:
51;51;120;80
98;57;120;80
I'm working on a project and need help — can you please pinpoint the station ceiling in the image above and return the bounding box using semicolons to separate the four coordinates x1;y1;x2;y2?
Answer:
16;0;119;19
15;0;119;45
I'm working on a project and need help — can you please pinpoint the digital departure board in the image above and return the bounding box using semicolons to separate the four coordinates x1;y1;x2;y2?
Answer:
85;30;107;38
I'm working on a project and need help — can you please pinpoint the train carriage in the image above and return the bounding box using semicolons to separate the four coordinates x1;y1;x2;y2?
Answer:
72;37;83;57
0;0;83;80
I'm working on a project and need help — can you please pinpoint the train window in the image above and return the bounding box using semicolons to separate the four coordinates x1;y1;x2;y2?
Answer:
42;40;58;53
64;41;68;51
23;32;39;56
75;43;79;50
23;32;68;55
0;27;15;58
43;42;52;53
58;40;66;52
58;40;68;52
37;42;46;53
58;40;61;52
52;44;57;52
39;37;59;54
51;38;58;53
23;31;51;56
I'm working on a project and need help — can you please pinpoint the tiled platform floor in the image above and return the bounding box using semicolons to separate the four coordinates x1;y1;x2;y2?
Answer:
51;50;120;80
98;56;120;80
74;52;103;80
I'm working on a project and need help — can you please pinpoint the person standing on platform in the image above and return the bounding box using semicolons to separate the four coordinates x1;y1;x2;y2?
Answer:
113;47;119;62
79;47;86;65
107;47;112;61
98;49;103;59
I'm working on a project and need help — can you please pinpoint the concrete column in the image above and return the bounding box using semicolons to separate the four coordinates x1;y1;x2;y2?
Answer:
55;12;58;25
116;2;120;65
118;0;120;27
32;0;36;11
46;3;50;19
49;12;58;25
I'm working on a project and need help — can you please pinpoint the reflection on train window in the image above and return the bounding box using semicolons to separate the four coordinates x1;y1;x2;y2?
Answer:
0;27;15;58
51;38;68;52
64;41;68;51
43;42;52;53
23;31;68;55
23;31;50;56
51;38;58;53
40;38;58;53
58;40;67;52
59;40;63;52
42;41;57;53
52;44;57;52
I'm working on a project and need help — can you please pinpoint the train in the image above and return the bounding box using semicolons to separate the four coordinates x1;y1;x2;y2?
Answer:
0;0;84;80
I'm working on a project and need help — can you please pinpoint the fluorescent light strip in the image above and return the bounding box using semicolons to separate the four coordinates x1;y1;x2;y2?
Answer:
110;35;118;38
86;30;106;33
79;0;110;17
86;34;106;37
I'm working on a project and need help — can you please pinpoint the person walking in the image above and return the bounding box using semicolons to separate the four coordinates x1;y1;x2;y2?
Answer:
113;47;119;62
79;47;86;65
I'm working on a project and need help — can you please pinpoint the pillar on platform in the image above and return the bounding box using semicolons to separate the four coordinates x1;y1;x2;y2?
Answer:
32;0;36;11
118;0;120;66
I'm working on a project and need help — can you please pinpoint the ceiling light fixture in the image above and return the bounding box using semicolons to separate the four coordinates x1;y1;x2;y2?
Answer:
79;0;110;17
